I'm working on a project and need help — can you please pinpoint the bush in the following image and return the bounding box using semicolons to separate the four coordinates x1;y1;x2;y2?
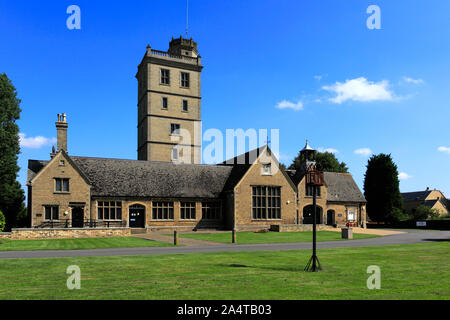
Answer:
411;206;440;221
0;210;5;232
387;207;410;223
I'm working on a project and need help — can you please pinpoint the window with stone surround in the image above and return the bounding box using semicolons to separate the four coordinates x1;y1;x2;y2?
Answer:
252;186;281;220
182;99;188;112
152;201;174;220
180;72;190;88
180;202;196;220
54;178;69;193
97;201;122;220
162;97;168;109
160;69;170;85
201;202;221;220
44;205;59;220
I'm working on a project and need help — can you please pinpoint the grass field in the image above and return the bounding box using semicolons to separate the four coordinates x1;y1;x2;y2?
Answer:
174;231;379;244
0;242;448;299
0;237;171;251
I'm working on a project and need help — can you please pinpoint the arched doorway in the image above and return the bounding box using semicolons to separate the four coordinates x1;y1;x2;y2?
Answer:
326;210;335;226
303;205;323;224
129;204;145;228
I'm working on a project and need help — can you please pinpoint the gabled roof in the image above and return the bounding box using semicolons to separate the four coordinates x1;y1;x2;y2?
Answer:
423;199;439;208
401;190;432;202
70;157;233;198
27;160;49;184
323;172;366;203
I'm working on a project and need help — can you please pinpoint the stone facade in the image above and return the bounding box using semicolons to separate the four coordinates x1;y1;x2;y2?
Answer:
136;37;203;163
402;189;449;216
28;151;91;227
25;37;368;236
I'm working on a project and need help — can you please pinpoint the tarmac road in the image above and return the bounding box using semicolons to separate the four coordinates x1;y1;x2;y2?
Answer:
0;229;448;260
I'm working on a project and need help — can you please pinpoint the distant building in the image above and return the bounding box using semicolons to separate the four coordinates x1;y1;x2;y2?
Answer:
402;188;449;216
26;37;367;232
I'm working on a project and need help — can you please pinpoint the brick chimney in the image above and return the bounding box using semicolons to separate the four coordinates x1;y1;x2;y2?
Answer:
56;113;68;153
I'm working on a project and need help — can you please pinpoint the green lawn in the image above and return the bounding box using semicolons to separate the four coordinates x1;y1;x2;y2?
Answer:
174;231;379;244
0;237;171;251
0;242;448;299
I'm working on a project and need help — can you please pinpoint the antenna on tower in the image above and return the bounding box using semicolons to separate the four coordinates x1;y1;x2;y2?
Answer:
186;0;189;37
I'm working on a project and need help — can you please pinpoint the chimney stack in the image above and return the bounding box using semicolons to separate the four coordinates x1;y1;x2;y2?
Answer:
56;113;68;153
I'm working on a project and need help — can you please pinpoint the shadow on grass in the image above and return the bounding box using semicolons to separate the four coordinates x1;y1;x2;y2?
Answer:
219;263;307;272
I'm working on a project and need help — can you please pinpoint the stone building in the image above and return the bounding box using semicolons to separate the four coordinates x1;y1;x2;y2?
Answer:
26;37;367;231
402;188;449;216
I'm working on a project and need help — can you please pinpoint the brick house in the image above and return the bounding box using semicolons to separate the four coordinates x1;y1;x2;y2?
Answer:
26;36;367;231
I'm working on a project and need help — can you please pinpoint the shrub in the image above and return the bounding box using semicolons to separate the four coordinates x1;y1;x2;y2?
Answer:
411;206;440;221
0;210;5;232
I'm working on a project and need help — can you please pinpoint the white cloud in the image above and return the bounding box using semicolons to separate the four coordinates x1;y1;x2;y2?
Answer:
19;133;56;149
318;147;339;154
354;148;372;156
275;100;303;111
438;146;450;154
398;172;412;180
314;75;322;81
403;77;424;85
322;77;394;104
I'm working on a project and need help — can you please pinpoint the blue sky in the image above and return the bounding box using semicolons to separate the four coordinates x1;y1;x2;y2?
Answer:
1;0;449;197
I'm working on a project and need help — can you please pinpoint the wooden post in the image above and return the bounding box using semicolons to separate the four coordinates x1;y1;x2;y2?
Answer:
174;230;178;245
232;229;237;244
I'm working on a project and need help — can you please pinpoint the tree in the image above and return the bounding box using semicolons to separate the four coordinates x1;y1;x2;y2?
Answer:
363;153;403;223
0;210;5;232
0;73;25;231
288;151;348;173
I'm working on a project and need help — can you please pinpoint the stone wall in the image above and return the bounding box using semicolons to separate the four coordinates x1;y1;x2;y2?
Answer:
270;224;331;232
0;228;130;240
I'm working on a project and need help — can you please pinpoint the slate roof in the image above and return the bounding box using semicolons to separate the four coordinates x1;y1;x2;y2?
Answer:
28;156;234;199
323;172;366;203
423;199;438;208
401;191;432;202
27;160;49;184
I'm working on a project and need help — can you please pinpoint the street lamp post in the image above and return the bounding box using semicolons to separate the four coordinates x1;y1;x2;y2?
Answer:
301;140;323;272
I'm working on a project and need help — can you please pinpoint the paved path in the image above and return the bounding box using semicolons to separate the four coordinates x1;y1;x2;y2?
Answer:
133;232;222;246
0;229;448;260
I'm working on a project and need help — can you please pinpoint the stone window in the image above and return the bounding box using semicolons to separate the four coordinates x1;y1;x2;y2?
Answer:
180;202;196;220
97;201;122;220
44;205;59;220
160;69;170;85
262;163;271;175
152;201;174;220
171;147;179;160
252;186;281;220
162;97;168;109
182;100;188;112
180;72;190;88
305;185;321;197
55;178;69;193
170;123;180;135
201;202;221;220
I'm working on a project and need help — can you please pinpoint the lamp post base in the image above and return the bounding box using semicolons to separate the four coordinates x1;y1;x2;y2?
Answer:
304;254;322;272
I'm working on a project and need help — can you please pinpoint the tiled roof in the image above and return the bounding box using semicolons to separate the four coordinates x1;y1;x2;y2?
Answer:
323;172;366;203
